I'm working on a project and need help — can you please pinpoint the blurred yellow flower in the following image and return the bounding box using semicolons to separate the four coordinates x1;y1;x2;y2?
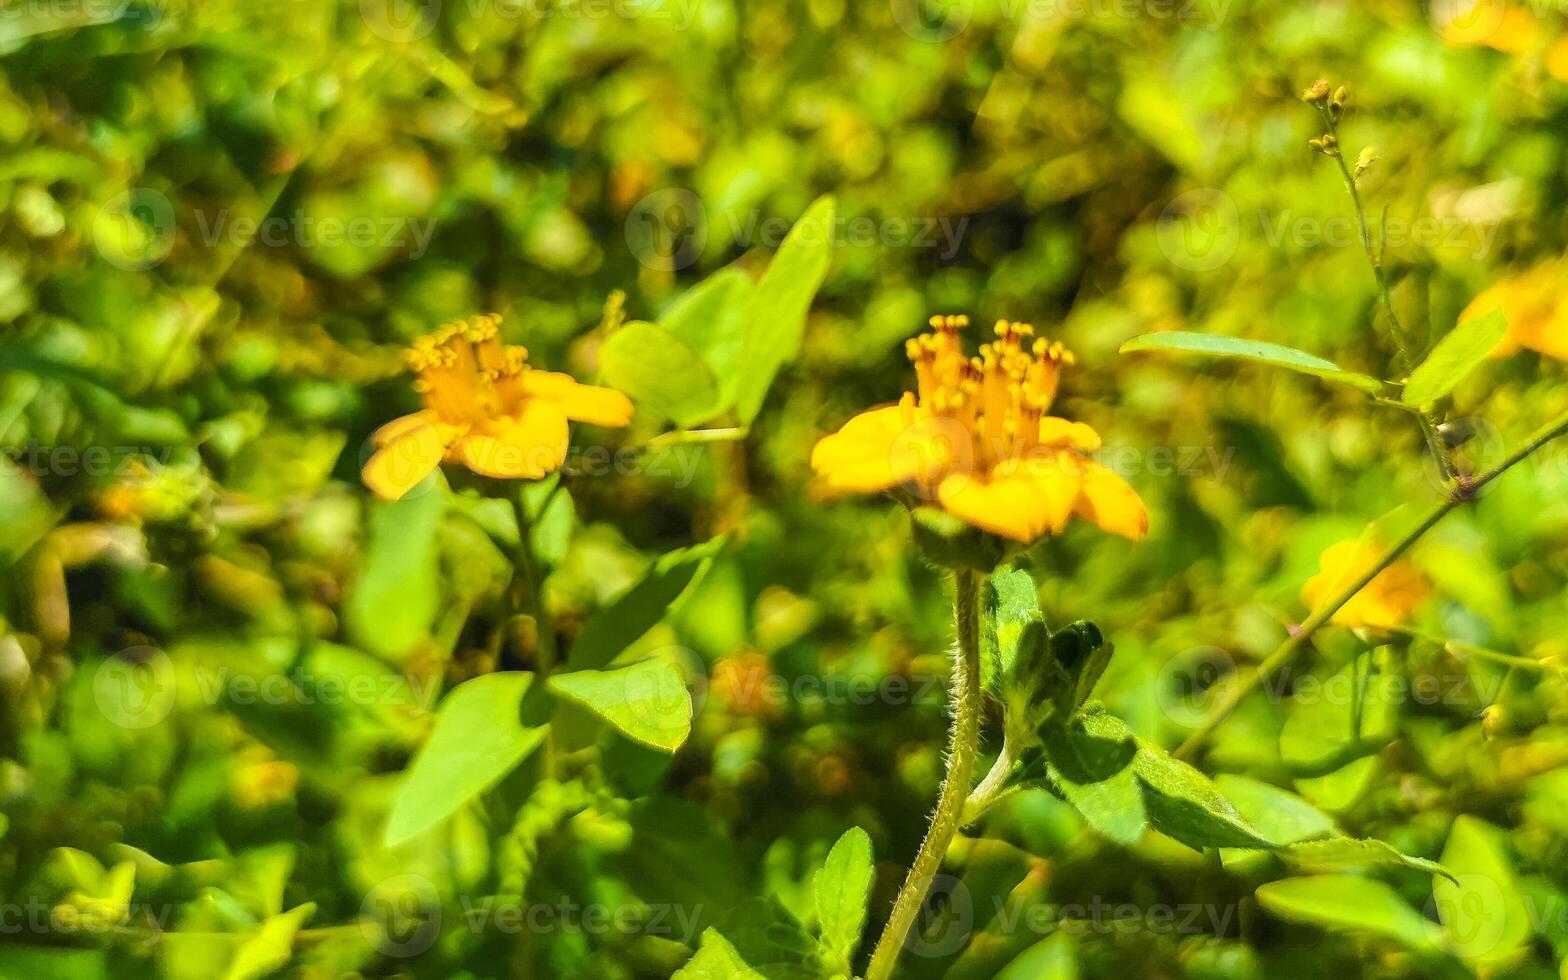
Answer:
1460;259;1568;360
811;315;1146;543
362;314;634;500
1302;539;1430;630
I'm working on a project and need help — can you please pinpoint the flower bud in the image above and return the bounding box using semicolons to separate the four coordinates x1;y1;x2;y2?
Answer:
1302;79;1331;105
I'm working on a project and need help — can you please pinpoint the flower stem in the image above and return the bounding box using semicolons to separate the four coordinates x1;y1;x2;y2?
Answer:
865;568;983;980
1316;106;1454;485
1175;405;1568;761
961;733;1020;825
509;489;556;673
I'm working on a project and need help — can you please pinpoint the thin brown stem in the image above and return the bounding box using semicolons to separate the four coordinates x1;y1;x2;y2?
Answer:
1175;405;1568;761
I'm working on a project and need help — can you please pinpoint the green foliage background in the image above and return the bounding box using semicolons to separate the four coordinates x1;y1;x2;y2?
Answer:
4;0;1568;977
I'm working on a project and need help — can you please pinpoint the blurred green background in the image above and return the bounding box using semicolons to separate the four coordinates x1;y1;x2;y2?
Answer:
5;0;1568;977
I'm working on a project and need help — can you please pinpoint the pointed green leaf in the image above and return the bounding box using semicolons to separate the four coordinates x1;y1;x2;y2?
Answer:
1401;308;1505;406
733;195;836;423
813;827;874;972
1215;774;1337;844
600;320;722;427
1121;332;1384;394
549;657;692;752
569;536;726;670
344;487;445;660
223;903;316;980
386;672;546;846
1283;838;1452;880
1131;737;1275;849
659;266;755;410
1433;815;1531;965
674;928;765;980
1256;874;1443;950
981;568;1043;700
1040;712;1145;846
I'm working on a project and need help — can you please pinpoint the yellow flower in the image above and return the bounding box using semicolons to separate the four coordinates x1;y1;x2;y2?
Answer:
811;315;1147;543
361;314;634;500
1301;539;1430;630
1460;259;1568;361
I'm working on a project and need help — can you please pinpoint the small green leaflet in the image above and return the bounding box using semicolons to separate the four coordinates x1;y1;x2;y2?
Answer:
673;928;764;980
548;657;693;752
733;195;837;423
813;827;874;973
385;672;547;846
1401;308;1505;406
1434;815;1531;965
343;486;445;661
981;568;1043;701
1256;874;1443;950
599;320;722;428
568;536;726;670
1120;332;1384;394
659;266;755;411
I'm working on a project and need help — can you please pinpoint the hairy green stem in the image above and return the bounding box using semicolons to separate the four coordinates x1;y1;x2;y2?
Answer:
961;733;1020;825
1175;405;1568;760
866;569;983;980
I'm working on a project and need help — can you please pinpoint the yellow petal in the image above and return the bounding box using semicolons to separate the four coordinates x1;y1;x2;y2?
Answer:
812;398;971;495
458;401;570;479
1073;460;1148;541
362;418;446;500
1037;417;1102;451
522;371;635;427
1302;539;1428;629
999;452;1082;534
937;463;1075;543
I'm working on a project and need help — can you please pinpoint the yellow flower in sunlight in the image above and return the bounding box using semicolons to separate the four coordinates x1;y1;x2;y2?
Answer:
1301;539;1430;630
1437;0;1539;52
1460;259;1568;361
811;315;1147;543
361;314;634;500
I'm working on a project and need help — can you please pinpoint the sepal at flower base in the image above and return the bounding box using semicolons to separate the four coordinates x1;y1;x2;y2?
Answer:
908;505;1006;572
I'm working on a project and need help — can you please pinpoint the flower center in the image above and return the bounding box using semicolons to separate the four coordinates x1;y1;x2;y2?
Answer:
904;315;1074;472
406;314;531;425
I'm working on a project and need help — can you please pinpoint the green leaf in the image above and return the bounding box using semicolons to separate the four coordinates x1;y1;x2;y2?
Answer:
1131;736;1275;849
1215;774;1337;844
548;657;693;752
385;672;546;846
1433;815;1531;965
1283;838;1452;880
1401;308;1505;406
1040;712;1145;846
1120;332;1384;395
813;827;874;972
1256;874;1443;950
0;947;107;980
223;903;316;980
981;568;1043;700
343;487;445;661
659;266;755;410
568;536;726;671
673;928;765;980
600;319;722;427
733;195;836;423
